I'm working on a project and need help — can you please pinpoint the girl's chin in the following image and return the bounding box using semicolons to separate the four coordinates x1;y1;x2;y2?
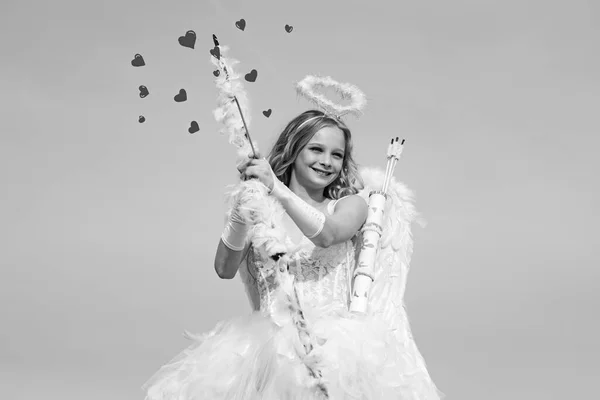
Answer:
309;175;336;188
303;177;332;190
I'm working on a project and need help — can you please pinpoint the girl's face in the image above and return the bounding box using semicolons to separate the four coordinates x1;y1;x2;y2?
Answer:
292;126;346;191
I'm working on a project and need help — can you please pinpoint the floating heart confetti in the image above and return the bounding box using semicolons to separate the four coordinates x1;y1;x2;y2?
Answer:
178;30;196;49
209;46;220;60
174;89;187;102
138;115;145;123
131;54;145;67
285;24;293;33
262;109;272;118
212;34;219;46
188;121;199;134
235;19;246;31
213;70;220;77
139;85;149;98
244;69;258;82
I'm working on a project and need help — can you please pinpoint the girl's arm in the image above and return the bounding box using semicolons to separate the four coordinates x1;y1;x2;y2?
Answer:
314;194;367;248
240;157;367;248
214;240;250;279
276;192;367;248
213;198;250;279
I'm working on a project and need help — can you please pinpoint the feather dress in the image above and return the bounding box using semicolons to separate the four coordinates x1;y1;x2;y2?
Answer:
143;174;443;399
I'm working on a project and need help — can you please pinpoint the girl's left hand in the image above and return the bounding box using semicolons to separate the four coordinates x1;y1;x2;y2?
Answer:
238;157;275;192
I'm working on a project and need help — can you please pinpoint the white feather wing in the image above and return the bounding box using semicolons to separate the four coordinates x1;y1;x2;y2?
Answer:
357;167;443;399
357;167;422;317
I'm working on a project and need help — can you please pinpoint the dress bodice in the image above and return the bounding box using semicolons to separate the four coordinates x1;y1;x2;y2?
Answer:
238;200;356;313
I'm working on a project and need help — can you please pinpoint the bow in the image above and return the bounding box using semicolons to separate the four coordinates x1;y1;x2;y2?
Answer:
210;35;329;397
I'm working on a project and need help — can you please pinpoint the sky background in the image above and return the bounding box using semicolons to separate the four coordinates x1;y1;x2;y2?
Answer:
1;0;599;399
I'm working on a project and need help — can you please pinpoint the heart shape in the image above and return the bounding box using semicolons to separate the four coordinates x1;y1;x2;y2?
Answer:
262;109;272;118
131;53;145;67
138;115;145;123
213;70;220;77
235;19;246;31
285;24;293;33
139;85;149;98
178;30;196;49
209;46;220;60
188;121;199;134
244;69;258;82
174;89;187;102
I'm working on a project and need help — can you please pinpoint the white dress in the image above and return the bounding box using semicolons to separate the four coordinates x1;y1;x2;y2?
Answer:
143;198;443;399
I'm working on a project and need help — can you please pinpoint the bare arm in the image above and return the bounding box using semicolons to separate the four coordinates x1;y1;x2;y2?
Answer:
309;195;367;248
214;239;250;279
319;194;368;247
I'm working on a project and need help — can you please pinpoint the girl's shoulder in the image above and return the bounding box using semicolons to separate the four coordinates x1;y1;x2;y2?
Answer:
327;194;367;215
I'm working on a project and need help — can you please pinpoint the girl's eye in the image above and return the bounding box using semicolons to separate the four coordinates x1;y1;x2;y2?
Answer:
309;147;342;158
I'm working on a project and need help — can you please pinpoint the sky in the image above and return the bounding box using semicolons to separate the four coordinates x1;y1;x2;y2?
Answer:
1;0;599;399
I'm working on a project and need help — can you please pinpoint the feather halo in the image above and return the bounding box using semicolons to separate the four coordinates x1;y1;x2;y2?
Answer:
296;75;367;119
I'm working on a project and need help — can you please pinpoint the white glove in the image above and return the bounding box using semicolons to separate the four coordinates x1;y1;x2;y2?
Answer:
270;173;326;239
220;198;248;251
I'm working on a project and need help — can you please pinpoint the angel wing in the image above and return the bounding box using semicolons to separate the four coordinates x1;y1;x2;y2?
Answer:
357;167;444;399
356;166;422;318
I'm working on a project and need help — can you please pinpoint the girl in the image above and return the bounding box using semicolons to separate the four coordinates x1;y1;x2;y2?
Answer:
143;110;431;399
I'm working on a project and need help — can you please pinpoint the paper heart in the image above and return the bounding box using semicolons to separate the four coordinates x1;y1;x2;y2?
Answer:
209;46;220;60
235;19;246;31
188;121;199;134
138;115;145;123
178;30;196;49
262;109;272;118
213;70;220;77
174;89;187;102
131;54;145;67
285;24;293;33
244;69;258;82
139;85;149;98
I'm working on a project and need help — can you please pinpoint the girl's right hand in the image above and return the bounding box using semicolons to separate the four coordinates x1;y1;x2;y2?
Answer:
236;152;260;179
240;158;275;192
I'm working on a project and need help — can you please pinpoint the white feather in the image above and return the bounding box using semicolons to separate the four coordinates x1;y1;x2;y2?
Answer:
211;46;255;158
296;75;367;118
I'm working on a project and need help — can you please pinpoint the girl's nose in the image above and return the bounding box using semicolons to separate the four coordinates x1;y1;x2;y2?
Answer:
319;157;331;167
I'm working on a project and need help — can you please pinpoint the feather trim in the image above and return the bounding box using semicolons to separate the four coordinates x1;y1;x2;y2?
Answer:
296;75;367;118
211;46;255;159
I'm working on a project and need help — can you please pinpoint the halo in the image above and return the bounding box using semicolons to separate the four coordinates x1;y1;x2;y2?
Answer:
296;75;367;118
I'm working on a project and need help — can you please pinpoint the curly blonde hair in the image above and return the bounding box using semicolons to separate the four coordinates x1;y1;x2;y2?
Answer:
267;110;363;199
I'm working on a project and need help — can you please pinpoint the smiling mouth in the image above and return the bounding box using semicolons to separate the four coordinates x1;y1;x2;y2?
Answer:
311;167;333;177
